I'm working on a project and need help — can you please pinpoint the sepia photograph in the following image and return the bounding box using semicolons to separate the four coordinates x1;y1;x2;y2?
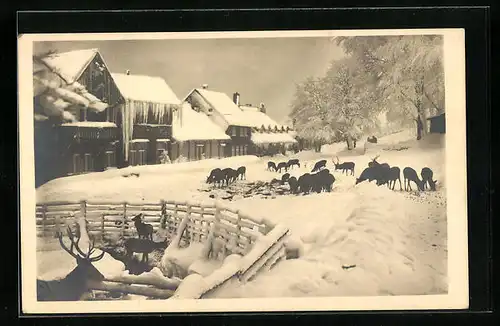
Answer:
18;29;468;313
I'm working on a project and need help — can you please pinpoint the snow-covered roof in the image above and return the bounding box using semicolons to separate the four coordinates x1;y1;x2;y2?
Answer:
111;73;180;105
40;49;99;84
60;121;117;128
239;105;283;129
251;132;297;145
190;89;254;128
172;103;230;141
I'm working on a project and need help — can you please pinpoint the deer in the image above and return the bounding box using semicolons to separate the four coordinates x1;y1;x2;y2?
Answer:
311;159;327;173
387;166;403;191
36;226;106;301
332;156;355;176
206;168;224;187
403;167;424;191
286;159;300;170
267;161;277;172
421;167;437;191
131;213;154;240
124;238;169;264
236;166;246;180
276;162;289;173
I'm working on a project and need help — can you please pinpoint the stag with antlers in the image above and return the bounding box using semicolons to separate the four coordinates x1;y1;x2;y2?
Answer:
332;156;355;176
37;225;106;301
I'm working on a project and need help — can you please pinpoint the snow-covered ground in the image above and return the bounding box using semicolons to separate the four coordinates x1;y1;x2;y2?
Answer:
36;130;447;297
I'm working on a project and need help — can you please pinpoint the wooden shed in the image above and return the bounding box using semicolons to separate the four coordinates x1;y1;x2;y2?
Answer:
427;113;446;134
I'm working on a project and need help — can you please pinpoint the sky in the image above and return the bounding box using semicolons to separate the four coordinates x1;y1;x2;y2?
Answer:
34;37;344;123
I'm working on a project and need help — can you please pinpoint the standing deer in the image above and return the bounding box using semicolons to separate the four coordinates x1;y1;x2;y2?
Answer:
37;226;105;301
403;167;424;191
131;214;154;240
332;156;355;176
124;238;169;264
387;166;403;191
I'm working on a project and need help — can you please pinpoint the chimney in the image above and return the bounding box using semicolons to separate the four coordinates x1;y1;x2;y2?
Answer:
259;102;266;114
233;92;240;106
126;70;131;75
202;84;208;89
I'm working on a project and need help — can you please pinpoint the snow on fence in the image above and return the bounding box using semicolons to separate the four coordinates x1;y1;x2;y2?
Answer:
36;200;277;256
172;224;290;299
36;200;289;299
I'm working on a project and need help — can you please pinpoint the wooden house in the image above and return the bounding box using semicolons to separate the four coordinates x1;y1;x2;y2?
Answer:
427;112;446;134
170;102;231;161
239;103;297;156
110;72;181;166
183;86;254;157
34;49;124;186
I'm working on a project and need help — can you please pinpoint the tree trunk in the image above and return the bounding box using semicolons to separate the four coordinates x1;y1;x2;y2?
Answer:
346;135;354;150
416;115;423;140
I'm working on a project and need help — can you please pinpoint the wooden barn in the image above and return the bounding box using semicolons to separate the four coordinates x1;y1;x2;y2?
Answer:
427;112;446;134
110;71;181;166
238;102;297;156
34;49;124;186
184;86;254;157
170;102;231;161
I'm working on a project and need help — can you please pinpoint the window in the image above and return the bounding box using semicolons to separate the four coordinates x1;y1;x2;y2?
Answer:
84;153;93;172
104;150;115;169
195;144;205;160
138;149;146;165
129;150;137;166
243;145;248;155
72;154;81;174
231;127;237;137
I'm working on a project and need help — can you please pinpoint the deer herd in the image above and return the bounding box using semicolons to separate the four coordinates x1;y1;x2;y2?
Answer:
204;154;437;196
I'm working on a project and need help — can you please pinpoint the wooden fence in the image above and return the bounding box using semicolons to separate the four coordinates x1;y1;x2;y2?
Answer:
36;200;276;258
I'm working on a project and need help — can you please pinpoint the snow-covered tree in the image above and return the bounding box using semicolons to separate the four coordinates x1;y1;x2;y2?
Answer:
336;35;445;140
33;50;108;124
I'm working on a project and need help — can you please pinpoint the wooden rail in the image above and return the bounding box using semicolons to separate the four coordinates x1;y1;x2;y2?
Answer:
36;200;275;260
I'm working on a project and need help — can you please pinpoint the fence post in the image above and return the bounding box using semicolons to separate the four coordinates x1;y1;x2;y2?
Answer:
41;204;47;238
199;206;205;242
101;214;105;243
79;201;87;236
186;203;192;243
160;200;166;229
172;203;178;237
122;202;127;238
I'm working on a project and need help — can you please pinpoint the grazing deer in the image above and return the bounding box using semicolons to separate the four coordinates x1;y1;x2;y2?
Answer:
421;167;437;191
276;162;288;173
124;238;168;264
332;156;355;176
311;159;327;173
267;161;277;172
387;166;403;191
286;159;300;169
403;167;424;191
206;168;224;187
236;166;246;180
131;214;154;240
37;226;105;301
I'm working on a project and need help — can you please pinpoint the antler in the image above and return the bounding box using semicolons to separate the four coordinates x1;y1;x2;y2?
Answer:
57;226;79;259
371;154;380;161
336;156;340;164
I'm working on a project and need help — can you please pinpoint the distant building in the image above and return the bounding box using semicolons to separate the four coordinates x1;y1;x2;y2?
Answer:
238;102;297;156
184;86;254;157
34;48;123;186
427;112;446;134
111;72;180;166
170;102;230;161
